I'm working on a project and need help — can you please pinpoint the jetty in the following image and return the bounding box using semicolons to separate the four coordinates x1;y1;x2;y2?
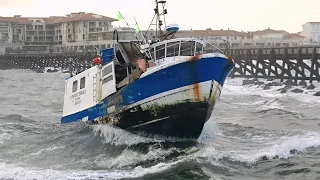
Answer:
1;46;320;83
0;52;95;72
227;46;320;83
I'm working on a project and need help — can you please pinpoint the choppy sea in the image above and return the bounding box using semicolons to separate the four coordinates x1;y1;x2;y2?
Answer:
0;69;319;180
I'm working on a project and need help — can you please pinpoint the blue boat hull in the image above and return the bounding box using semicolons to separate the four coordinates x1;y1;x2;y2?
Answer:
61;54;234;139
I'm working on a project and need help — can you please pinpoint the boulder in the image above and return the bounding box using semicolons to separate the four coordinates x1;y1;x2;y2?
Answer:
307;84;316;90
291;88;304;93
298;80;307;86
267;82;281;86
262;84;271;90
255;81;265;86
314;91;320;96
242;79;255;85
284;85;292;89
285;79;297;86
280;88;287;94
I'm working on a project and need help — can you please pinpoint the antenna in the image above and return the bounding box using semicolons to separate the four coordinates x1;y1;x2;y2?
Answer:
145;0;167;39
117;11;141;43
134;17;147;45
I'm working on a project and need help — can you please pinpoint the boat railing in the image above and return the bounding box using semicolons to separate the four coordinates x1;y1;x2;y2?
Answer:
150;39;231;63
151;41;194;61
198;38;231;56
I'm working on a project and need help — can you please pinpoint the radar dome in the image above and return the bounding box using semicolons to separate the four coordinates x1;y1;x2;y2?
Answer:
166;24;179;32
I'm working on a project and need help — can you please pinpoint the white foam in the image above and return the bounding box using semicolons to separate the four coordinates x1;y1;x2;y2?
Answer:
222;77;320;104
197;131;320;165
94;145;180;168
255;98;301;115
0;125;20;144
29;146;65;156
198;119;219;144
0;158;184;180
0;133;12;144
91;124;164;146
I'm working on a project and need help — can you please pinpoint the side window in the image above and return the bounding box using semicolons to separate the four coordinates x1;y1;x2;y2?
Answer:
180;41;195;56
155;44;165;60
166;42;180;57
102;75;113;85
72;80;78;92
102;65;112;77
195;42;203;55
148;48;155;60
80;77;85;89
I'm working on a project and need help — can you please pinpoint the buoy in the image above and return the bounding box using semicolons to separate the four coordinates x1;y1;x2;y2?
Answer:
93;57;101;65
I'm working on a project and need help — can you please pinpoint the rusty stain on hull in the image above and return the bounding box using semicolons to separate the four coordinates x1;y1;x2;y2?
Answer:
189;55;201;61
188;55;202;102
192;83;201;102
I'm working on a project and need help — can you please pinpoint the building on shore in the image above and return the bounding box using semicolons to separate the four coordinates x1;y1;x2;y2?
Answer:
0;12;312;54
0;12;118;54
301;22;320;45
53;27;309;52
173;28;307;48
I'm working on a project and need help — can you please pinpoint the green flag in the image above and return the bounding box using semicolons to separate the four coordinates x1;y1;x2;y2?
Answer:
117;12;123;21
135;25;141;33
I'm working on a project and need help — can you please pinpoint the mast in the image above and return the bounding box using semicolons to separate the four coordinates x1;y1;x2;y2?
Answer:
146;0;167;39
156;0;167;38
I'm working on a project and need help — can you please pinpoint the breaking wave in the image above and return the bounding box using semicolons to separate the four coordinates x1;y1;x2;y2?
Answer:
0;70;319;179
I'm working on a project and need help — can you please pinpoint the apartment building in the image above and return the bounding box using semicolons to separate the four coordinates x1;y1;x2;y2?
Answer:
52;12;116;44
251;28;289;39
174;29;248;40
171;28;307;48
0;12;117;53
0;15;55;45
301;22;320;44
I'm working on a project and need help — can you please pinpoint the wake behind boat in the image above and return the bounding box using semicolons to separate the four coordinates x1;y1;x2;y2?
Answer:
60;0;235;139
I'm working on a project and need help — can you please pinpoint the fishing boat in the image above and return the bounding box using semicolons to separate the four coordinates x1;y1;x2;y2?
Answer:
60;0;235;139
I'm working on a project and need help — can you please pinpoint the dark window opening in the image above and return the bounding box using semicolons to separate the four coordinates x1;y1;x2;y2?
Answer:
72;80;78;92
155;44;165;60
148;48;155;60
80;77;85;89
102;75;113;85
166;42;180;57
180;41;195;56
102;65;112;77
195;43;203;55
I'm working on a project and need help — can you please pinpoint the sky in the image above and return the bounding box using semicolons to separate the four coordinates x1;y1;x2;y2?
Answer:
0;0;319;33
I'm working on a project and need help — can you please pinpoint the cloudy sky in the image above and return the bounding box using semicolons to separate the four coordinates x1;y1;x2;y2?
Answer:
0;0;319;33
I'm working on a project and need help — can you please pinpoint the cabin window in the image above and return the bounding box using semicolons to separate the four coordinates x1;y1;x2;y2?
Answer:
72;80;78;92
166;42;180;57
102;75;113;85
180;41;195;56
80;77;85;89
148;48;155;60
155;44;165;60
195;42;203;55
102;65;112;77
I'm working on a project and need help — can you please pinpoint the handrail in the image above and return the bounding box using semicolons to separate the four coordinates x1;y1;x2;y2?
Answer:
199;38;231;56
147;38;231;63
156;47;196;60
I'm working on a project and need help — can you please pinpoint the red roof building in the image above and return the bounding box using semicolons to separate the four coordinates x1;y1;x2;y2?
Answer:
0;12;117;45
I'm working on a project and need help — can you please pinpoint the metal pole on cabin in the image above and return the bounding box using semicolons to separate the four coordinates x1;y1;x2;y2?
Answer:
68;58;73;77
126;66;130;83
